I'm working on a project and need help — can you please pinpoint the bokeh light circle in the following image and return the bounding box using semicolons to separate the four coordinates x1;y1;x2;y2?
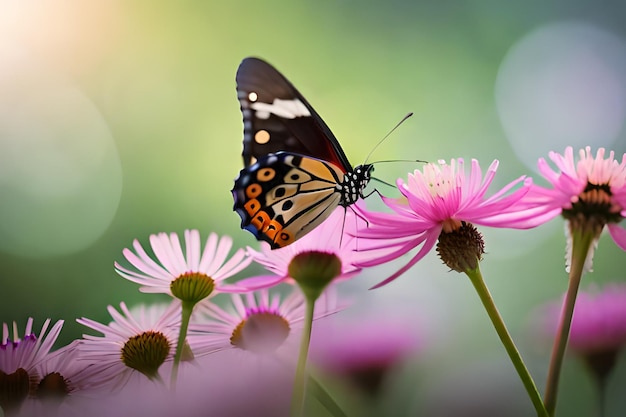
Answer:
495;21;626;171
0;44;123;258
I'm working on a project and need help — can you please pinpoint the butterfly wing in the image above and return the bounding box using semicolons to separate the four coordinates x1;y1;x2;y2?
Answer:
233;152;345;248
233;57;369;249
236;57;352;171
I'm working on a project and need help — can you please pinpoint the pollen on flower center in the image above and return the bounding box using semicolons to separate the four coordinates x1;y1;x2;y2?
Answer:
230;311;291;353
121;330;171;379
422;161;457;198
564;182;623;234
170;272;215;303
576;183;620;213
441;218;463;233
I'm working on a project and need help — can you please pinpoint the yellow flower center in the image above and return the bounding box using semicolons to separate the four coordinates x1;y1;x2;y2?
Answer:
170;272;215;303
121;330;171;379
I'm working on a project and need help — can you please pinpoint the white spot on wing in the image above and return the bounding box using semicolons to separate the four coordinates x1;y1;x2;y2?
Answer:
256;110;270;119
250;98;311;119
248;92;258;102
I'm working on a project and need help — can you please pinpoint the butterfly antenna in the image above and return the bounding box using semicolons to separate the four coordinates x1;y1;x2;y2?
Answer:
363;112;413;165
369;158;427;165
371;176;396;189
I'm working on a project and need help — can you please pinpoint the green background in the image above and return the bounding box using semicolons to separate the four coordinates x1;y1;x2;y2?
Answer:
1;1;626;415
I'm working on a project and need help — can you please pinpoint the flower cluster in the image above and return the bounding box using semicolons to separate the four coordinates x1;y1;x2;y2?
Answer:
1;205;363;415
2;146;625;416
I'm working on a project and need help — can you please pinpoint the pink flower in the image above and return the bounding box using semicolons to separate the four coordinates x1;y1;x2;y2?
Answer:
239;207;363;290
21;340;103;416
76;302;181;389
0;318;64;414
188;286;339;356
354;158;535;287
34;340;93;390
536;283;626;387
523;147;626;269
115;230;252;300
309;312;421;395
541;284;626;355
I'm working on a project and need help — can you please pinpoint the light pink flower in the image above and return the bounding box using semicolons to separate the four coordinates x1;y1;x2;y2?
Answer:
114;230;252;297
354;158;535;287
1;318;64;372
188;286;339;356
21;340;103;416
309;313;421;395
540;284;626;355
76;302;181;389
33;340;103;394
523;147;626;269
239;207;363;290
0;318;64;414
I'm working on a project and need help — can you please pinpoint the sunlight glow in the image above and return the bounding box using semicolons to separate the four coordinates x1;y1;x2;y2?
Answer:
0;44;123;257
495;22;626;171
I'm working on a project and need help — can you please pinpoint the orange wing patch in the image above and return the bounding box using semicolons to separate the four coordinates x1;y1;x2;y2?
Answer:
232;153;347;249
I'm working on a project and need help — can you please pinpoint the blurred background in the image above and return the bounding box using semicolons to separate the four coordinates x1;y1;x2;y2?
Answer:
1;1;626;416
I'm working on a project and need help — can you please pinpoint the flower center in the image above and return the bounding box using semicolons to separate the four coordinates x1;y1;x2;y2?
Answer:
36;372;70;401
230;312;291;353
170;272;215;303
436;221;485;273
121;330;171;379
441;218;463;233
563;182;623;235
0;368;31;413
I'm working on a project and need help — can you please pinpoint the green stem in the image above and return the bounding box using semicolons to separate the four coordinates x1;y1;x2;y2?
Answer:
466;267;548;417
170;300;194;388
595;376;607;417
290;297;315;417
308;374;348;417
543;229;594;416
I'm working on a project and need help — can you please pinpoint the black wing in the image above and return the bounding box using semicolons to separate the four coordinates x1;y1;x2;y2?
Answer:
236;57;352;172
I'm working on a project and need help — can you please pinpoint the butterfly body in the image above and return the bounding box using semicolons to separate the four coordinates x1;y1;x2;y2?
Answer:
232;57;373;249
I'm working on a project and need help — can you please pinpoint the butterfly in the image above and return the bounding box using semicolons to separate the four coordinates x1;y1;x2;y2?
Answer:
231;57;374;249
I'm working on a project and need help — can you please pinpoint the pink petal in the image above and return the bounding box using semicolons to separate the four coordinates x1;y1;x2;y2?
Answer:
357;233;430;267
369;230;439;289
198;233;219;272
185;229;201;271
126;240;168;278
234;274;286;290
149;233;179;273
608;224;626;251
213;248;252;281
